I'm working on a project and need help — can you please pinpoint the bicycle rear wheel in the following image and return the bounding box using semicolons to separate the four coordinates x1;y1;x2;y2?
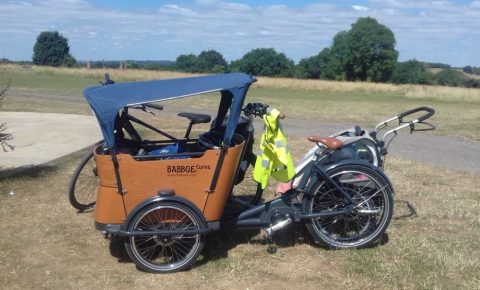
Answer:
305;164;393;249
68;151;98;211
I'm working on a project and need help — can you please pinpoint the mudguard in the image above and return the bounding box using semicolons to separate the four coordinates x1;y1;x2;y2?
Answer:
305;159;395;197
122;194;208;230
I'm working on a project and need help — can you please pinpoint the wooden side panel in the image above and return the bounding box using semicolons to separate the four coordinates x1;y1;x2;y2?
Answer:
94;142;244;224
94;186;125;224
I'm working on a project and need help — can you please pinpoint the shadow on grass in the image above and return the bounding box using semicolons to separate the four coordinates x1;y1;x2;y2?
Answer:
106;211;394;269
0;144;94;180
106;224;311;269
0;164;59;179
109;238;130;263
393;199;418;219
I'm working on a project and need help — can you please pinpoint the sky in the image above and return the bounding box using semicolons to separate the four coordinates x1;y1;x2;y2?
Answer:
0;0;479;67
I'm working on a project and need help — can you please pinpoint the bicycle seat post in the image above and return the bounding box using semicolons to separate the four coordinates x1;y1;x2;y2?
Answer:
184;121;194;140
177;112;212;140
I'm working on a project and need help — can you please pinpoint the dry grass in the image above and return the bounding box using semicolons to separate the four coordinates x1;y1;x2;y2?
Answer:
8;64;198;82
403;85;480;104
0;135;478;289
256;77;402;94
3;64;479;104
256;76;480;105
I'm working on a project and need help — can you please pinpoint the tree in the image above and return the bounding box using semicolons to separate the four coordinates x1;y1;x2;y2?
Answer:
175;54;198;72
295;55;321;79
298;17;398;82
463;66;473;74
33;31;76;67
0;58;12;64
391;60;432;84
434;68;465;87
196;50;227;73
339;17;398;82
231;48;294;77
294;48;336;79
61;54;77;67
464;78;480;88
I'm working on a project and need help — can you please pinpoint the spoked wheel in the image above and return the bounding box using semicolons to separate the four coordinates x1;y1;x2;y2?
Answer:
68;152;98;211
223;152;263;216
125;202;205;273
306;164;393;249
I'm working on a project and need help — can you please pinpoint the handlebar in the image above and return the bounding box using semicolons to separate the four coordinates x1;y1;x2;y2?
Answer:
375;106;435;134
372;106;436;150
144;103;163;111
129;103;163;116
397;106;435;123
243;103;285;119
100;73;115;86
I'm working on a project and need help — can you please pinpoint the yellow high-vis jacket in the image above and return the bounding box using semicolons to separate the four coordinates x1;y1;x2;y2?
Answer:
253;108;295;189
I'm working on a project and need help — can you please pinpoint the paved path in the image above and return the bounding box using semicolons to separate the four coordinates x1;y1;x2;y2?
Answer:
164;105;480;174
0;112;102;176
280;118;480;174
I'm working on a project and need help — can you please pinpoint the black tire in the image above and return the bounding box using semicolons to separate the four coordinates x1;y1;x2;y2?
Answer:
68;152;98;211
223;152;263;216
305;164;393;249
125;202;205;273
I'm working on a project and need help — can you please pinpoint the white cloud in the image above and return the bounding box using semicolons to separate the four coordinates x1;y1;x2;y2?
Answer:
352;5;370;12
0;0;478;66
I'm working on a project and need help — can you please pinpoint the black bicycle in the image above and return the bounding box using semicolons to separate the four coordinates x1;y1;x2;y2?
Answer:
222;103;394;248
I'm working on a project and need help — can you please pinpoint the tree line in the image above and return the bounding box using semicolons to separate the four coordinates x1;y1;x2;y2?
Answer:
26;17;480;88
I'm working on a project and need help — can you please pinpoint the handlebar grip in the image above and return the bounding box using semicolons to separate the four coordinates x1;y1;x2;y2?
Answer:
397;106;435;123
145;103;163;110
418;107;435;122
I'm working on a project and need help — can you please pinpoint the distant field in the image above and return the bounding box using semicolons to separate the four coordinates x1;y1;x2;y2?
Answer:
1;64;480;140
430;67;480;80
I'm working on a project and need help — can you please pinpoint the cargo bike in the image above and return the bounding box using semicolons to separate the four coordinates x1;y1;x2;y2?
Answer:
83;73;395;273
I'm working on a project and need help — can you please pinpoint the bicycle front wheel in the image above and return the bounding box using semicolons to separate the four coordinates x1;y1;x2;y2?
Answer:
125;202;205;273
305;164;393;249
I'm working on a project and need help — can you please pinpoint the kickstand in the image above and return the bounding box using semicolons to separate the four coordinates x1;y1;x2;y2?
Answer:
264;236;278;254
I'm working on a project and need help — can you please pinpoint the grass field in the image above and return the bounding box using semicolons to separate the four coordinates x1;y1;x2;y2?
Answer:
0;140;478;289
0;65;479;289
1;64;480;140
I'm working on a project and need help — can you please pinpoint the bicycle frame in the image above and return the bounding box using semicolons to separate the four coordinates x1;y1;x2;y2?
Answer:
232;148;388;234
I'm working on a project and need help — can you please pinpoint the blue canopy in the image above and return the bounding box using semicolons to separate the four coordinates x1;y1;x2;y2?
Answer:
83;73;255;149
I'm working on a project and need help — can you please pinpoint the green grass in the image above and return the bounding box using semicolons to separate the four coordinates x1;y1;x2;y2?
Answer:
0;66;98;96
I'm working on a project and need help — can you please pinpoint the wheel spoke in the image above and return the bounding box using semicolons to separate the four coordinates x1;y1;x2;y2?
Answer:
127;204;203;273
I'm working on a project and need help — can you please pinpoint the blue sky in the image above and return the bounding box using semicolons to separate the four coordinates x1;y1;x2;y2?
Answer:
1;0;479;66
